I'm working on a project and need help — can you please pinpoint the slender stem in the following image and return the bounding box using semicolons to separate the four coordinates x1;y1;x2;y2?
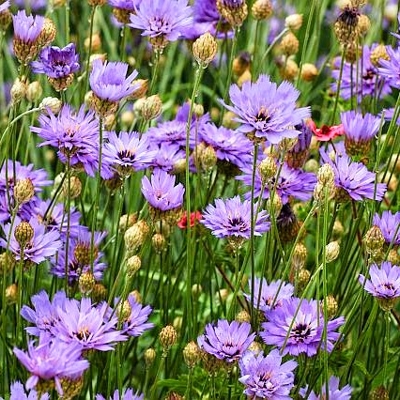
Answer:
84;5;97;99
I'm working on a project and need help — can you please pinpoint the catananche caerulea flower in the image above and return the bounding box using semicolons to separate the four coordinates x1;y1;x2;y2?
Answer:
320;142;387;202
243;277;294;313
96;388;144;400
31;104;100;176
372;210;400;246
239;349;297;399
141;169;185;211
332;44;392;100
150;143;186;173
102;131;157;178
220;74;311;144
0;380;49;400
299;376;352;400
12;10;45;63
237;161;317;204
378;45;400;89
0;216;62;264
260;297;345;357
13;334;89;396
359;261;400;310
129;0;193;50
201;195;270;239
197;320;256;362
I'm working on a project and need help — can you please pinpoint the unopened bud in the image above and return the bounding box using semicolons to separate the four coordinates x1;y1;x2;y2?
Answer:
84;33;102;52
38;18;56;47
92;283;107;302
152;233;167;253
61;175;82;199
13;178;35;204
14;221;34;247
201;145;217;171
321;295;338;318
370;44;389;67
183;341;201;368
192;32;218;67
39;97;62;114
11;78;27;104
318;163;335;185
325;241;340;263
285;13;303;31
300;63;318;82
280;32;299;56
222;111;239;129
126;255;142;277
232;52;251;76
78;271;96;295
292;242;308;269
258;156;277;181
369;386;389;400
144;348;156;368
216;0;248;27
279;58;299;81
128;79;148;100
140;95;162;121
191;283;203;298
251;0;273;20
5;283;18;304
26;81;43;103
119;213;138;233
124;220;150;253
357;14;370;36
235;310;251;323
159;325;178;352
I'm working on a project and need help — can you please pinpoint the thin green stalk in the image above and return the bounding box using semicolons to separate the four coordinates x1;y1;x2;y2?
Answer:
383;311;390;387
83;5;97;99
330;48;346;125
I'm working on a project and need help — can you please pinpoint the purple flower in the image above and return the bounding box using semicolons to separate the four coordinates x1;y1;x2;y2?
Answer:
201;195;270;239
31;104;100;176
372;210;400;246
96;388;144;400
102;131;157;178
21;290;69;336
108;0;140;10
12;10;44;44
379;45;400;89
331;44;392;100
31;43;80;78
299;376;352;400
1;381;50;400
119;294;154;337
238;162;317;204
0;216;62;264
260;297;345;357
359;261;400;300
13;334;89;395
51;227;107;283
320;143;387;201
197;320;256;362
150;143;186;173
239;349;297;399
243;277;294;313
53;297;127;351
146;120;189;149
220;75;311;144
141;169;185;211
13;0;47;11
89;59;138;102
199;123;253;168
341;110;381;142
129;0;193;48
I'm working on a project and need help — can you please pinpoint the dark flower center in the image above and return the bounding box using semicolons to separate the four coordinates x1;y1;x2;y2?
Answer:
228;216;247;231
363;68;376;81
383;282;395;291
76;327;90;340
291;323;311;341
255;107;271;123
118;149;136;160
337;6;360;27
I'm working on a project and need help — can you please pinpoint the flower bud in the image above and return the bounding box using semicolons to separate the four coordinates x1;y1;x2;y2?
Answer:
357;14;370;36
321;295;338;318
325;241;340;263
152;233;167;253
6;283;18;304
128;79;148;100
26;81;43;103
14;221;34;247
61;175;82;199
59;377;84;400
91;283;107;302
144;348;156;368
140;95;162;121
285;13;303;30
370;44;389;67
232;51;251;77
38;18;57;47
332;220;344;239
119;213;138;233
369;386;389;400
258;156;277;181
292;242;308;269
0;252;16;274
317;163;335;185
191;283;203;298
13;178;35;204
280;32;299;56
222;110;239;129
216;0;248;27
84;33;102;52
201;145;217;171
124;220;150;253
126;255;142;277
183;341;201;368
159;325;178;352
251;0;273;20
279;58;299;81
129;289;142;304
192;32;218;67
78;271;96;295
235;310;251;323
11;78;27;104
0;6;12;31
300;63;318;82
39;97;62;114
88;0;107;5
364;226;385;262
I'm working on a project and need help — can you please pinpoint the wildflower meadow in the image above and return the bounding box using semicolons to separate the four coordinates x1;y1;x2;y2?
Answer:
1;0;400;398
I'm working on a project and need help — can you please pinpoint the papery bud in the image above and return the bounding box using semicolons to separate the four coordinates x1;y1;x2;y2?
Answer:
322;295;339;318
91;283;107;302
11;78;27;104
193;103;204;118
38;18;56;47
304;158;319;173
159;325;178;352
266;193;283;218
369;386;389;400
126;255;142;277
285;13;303;30
5;283;18;304
14;221;34;247
236;310;251;323
124;220;150;253
120;110;135;129
144;348;156;368
140;95;162;121
280;32;299;56
192;32;218;67
387;249;400;265
296;268;311;290
117;299;132;321
26;81;43;103
13;178;35;204
84;33;102;52
325;241;340;263
0;252;16;274
216;288;229;304
119;213;138;233
222;111;239;129
61;175;82;199
152;233;167;253
183;341;201;368
129;289;142;304
88;0;107;5
258;156;277;181
216;0;248;27
201;145;217;171
59;377;84;400
128;79;148;100
318;163;335;185
364;226;385;262
279;58;299;81
0;6;12;31
39;97;62;114
300;63;318;82
232;51;251;76
173;316;182;332
292;242;308;269
357;14;370;36
333;220;344;239
370;44;389;67
78;271;96;295
251;0;273;20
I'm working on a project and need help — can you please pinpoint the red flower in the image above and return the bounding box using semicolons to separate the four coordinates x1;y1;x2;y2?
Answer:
177;211;202;229
307;119;344;142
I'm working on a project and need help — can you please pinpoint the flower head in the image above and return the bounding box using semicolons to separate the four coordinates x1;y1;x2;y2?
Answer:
200;195;270;239
239;349;297;399
141;169;185;211
197;320;256;362
299;376;352;400
31;104;100;176
220;74;310;144
13;334;89;395
243;277;294;313
129;0;193;50
372;211;400;246
260;297;345;357
1;381;49;400
378;45;400;89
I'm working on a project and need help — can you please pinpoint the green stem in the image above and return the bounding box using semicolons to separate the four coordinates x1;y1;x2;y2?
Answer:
83;5;97;99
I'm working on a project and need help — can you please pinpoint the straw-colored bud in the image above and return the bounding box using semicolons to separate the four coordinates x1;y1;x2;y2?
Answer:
38;18;56;47
279;58;299;81
296;268;311;290
140;95;162;121
258;156;277;181
124;220;150;253
61;175;82;199
173;316;182;332
292;242;308;269
74;242;97;266
193;103;204;118
0;252;16;274
152;233;167;253
84;33;102;52
248;341;263;355
26;81;43;103
191;283;203;298
183;341;201;368
14;221;34;247
144;348;156;368
369;386;389;400
172;159;187;174
236;310;251;323
370;44;390;67
159;325;178;351
364;226;385;252
39;97;62;114
325;241;340;263
128;79;148;100
301;63;318;82
357;14;370;36
232;52;251;76
14;178;35;204
201;145;217;171
59;377;84;400
321;295;338;318
304;158;319;173
251;0;273;20
285;13;303;31
387;249;400;265
333;220;344;239
91;283;107;302
237;69;252;87
266;193;283;218
78;271;96;295
126;255;142;277
193;32;218;67
117;299;132;321
280;32;299;56
0;7;12;31
318;163;335;185
222;111;239;129
11;78;27;104
5;284;18;304
129;289;142;304
216;0;248;27
119;213;138;233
